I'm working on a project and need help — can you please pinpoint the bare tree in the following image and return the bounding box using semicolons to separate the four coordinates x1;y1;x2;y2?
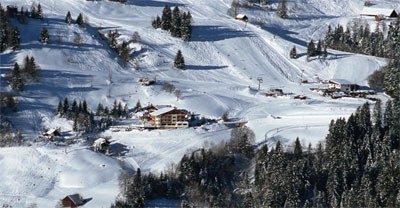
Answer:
174;89;182;101
131;31;140;43
74;33;83;48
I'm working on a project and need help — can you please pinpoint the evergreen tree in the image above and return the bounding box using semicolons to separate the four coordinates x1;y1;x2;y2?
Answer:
181;12;192;41
65;11;72;24
383;60;400;99
37;3;43;20
161;5;172;31
316;40;323;56
57;100;63;116
63;97;69;117
174;50;185;69
9;63;24;92
134;100;142;112
289;46;297;59
39;27;49;44
171;7;181;38
307;39;316;58
132;168;145;207
96;103;104;116
277;0;288;19
119;41;130;63
76;13;84;26
151;15;162;29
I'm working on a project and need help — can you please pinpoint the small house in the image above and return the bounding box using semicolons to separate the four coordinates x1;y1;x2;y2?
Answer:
328;79;358;92
93;138;111;153
235;14;248;22
149;107;189;128
42;128;61;140
360;7;398;19
62;193;84;208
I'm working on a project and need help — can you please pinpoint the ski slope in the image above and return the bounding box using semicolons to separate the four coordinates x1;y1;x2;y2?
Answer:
0;0;397;206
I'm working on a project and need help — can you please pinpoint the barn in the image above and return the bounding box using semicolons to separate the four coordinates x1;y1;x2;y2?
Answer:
235;14;248;21
360;7;398;19
62;194;84;207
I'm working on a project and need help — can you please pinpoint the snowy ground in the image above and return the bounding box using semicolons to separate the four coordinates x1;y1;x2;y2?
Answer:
0;0;397;206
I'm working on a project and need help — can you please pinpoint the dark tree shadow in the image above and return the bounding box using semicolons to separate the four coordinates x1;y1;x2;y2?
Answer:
127;0;186;7
262;25;307;46
191;25;255;42
185;65;228;70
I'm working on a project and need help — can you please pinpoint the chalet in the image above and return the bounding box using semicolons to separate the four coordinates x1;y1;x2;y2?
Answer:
149;107;189;128
360;7;398;19
328;79;358;92
62;193;84;208
235;14;248;22
93;138;111;153
138;77;155;86
42;128;61;140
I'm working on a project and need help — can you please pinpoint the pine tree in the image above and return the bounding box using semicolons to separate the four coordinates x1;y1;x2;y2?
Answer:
307;39;316;58
277;0;288;19
290;46;297;59
161;5;172;31
134;100;142;112
65;11;72;24
132;168;145;207
63;97;69;117
181;12;192;41
57;100;63;116
316;40;323;56
119;41;130;63
9;63;24;92
151;15;162;29
39;27;49;44
171;6;181;38
96;103;104;116
76;13;84;26
174;50;185;69
37;3;43;20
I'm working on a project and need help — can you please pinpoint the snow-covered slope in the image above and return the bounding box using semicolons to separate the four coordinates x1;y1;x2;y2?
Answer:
0;0;397;206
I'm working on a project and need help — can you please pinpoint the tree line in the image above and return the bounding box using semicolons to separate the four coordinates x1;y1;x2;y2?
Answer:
152;5;192;41
0;4;20;52
112;98;400;207
7;56;40;92
323;19;400;99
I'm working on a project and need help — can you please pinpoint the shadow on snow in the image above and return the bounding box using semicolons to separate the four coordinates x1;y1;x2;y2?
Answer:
191;25;255;42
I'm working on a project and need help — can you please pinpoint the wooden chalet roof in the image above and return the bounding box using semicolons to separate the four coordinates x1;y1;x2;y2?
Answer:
149;107;187;117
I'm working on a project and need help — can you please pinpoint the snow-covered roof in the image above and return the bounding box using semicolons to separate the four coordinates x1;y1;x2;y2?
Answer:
65;193;83;206
360;7;397;17
329;79;356;85
236;14;248;19
94;138;109;146
44;128;60;135
149;107;175;116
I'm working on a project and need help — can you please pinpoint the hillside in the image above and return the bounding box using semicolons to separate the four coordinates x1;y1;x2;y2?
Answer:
0;0;398;206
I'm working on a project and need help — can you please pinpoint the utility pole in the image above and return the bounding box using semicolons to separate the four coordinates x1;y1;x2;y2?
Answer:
257;77;263;91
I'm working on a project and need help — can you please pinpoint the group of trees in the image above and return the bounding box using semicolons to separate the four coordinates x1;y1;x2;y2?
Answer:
324;19;400;98
0;118;23;147
324;20;400;58
0;4;20;52
104;30;132;63
113;98;400;207
57;98;112;133
8;56;39;92
307;39;328;59
152;5;192;41
256;100;400;207
113;125;256;207
65;11;84;26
